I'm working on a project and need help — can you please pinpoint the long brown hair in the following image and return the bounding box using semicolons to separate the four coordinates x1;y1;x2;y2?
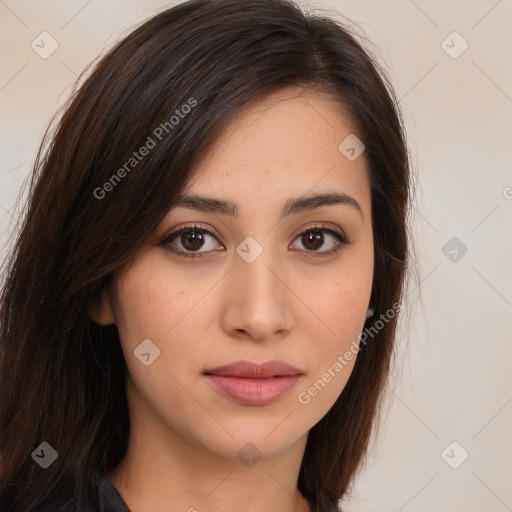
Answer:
0;1;411;510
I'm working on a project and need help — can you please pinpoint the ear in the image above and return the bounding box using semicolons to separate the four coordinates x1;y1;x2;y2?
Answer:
89;287;116;326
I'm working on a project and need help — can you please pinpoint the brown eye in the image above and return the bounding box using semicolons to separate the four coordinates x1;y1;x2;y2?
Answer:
180;230;206;251
291;227;348;255
301;230;324;251
161;223;348;261
161;224;223;259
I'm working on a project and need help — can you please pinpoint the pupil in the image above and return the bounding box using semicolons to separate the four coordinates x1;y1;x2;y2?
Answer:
182;231;203;250
304;231;323;250
180;230;324;252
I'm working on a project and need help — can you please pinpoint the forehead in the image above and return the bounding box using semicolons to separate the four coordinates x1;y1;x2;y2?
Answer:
182;86;369;211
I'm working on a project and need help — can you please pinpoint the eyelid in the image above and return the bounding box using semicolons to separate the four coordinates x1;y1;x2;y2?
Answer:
290;222;348;244
160;222;350;258
159;223;224;256
161;223;223;244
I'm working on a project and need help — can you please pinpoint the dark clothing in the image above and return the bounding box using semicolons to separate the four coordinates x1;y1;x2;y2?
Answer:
94;476;131;512
34;474;131;512
34;474;341;511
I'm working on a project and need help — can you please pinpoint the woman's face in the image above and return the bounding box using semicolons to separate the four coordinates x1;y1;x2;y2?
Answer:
98;86;373;462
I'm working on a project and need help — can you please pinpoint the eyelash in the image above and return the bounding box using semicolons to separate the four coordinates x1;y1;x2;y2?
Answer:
160;223;350;260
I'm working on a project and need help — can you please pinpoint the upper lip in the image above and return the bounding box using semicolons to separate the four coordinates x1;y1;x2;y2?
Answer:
205;360;303;378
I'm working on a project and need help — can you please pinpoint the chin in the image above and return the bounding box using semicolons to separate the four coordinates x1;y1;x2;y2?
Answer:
188;413;311;462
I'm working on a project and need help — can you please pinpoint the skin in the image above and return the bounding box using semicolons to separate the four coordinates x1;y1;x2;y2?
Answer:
91;85;374;512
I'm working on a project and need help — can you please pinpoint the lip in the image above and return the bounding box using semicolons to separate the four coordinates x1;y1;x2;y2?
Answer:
204;360;303;406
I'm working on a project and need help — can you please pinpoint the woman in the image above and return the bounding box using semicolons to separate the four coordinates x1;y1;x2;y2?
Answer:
0;0;411;510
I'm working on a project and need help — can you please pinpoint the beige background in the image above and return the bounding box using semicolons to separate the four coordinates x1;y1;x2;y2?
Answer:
1;1;511;511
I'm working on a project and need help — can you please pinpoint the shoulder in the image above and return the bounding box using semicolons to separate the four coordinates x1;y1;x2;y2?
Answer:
97;475;131;511
30;487;96;512
30;473;130;512
30;493;96;512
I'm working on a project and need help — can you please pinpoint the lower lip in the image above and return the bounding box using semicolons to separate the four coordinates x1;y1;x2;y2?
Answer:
205;374;302;406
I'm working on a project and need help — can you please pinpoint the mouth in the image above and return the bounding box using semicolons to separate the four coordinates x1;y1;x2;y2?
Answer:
204;360;304;406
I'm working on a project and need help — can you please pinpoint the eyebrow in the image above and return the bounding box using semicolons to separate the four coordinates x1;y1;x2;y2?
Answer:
172;191;363;219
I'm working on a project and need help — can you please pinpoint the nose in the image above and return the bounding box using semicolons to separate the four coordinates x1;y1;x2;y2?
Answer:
220;245;295;342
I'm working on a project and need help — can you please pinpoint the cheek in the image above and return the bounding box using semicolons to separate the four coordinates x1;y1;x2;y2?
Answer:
320;278;368;330
294;251;373;408
294;287;366;416
114;254;206;341
112;259;191;378
112;258;211;419
301;281;365;378
304;252;373;341
112;253;230;397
